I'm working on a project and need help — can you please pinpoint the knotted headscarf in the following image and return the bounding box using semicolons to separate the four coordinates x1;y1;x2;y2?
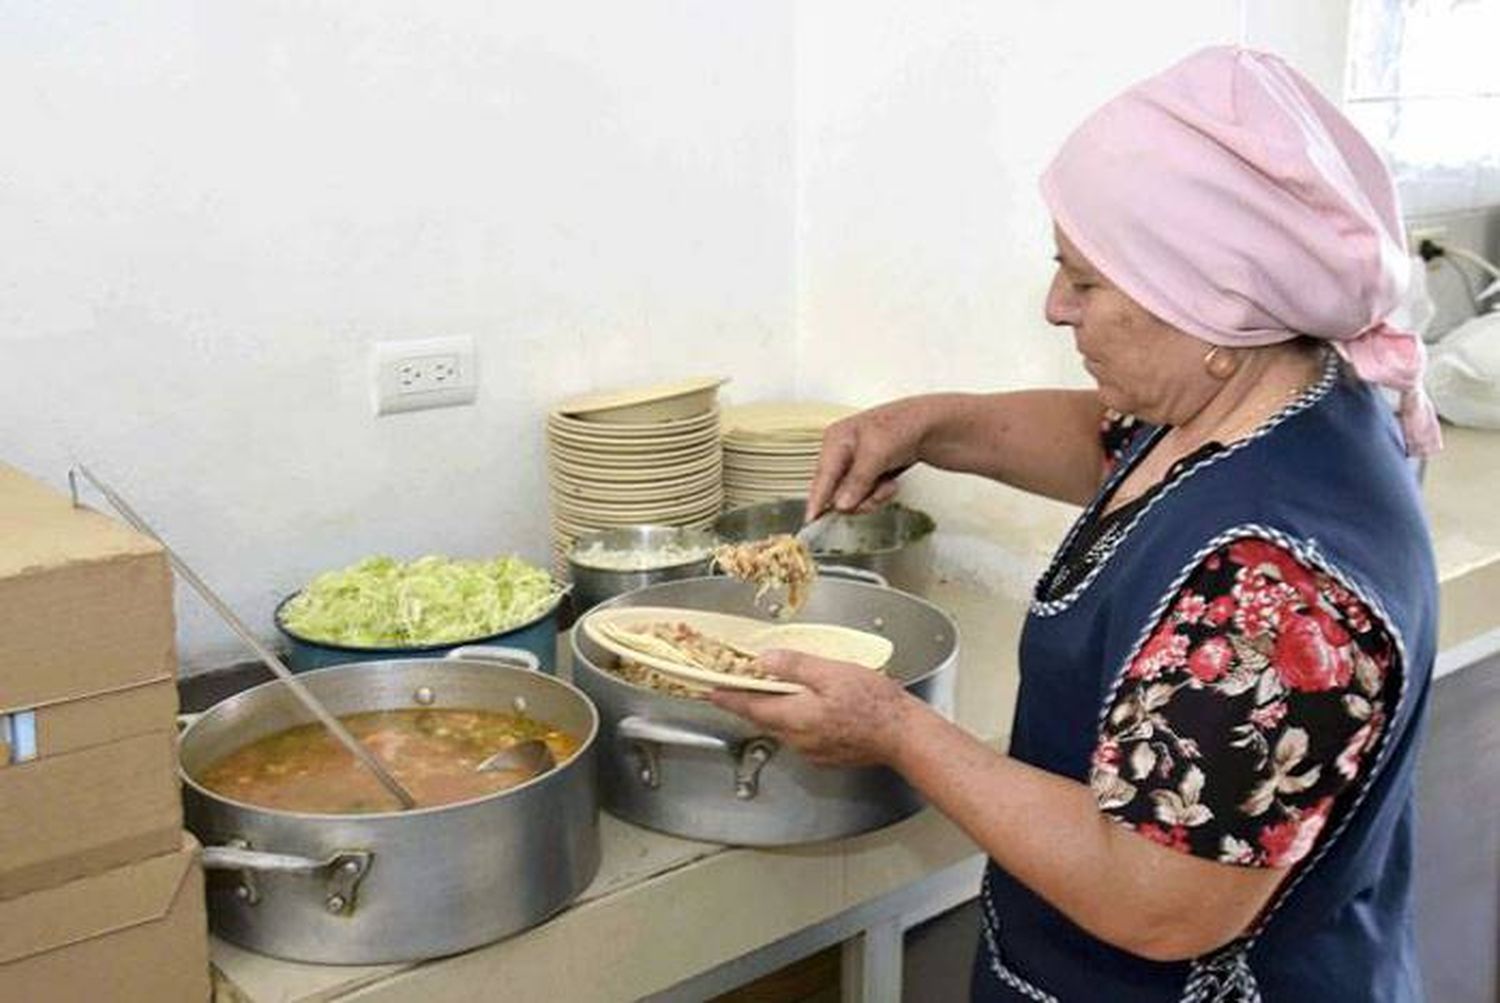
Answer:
1041;45;1442;456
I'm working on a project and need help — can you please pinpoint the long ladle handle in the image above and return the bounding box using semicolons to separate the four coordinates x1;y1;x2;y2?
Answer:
69;466;418;812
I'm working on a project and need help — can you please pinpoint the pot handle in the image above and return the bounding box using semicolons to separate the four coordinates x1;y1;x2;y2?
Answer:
202;845;353;873
444;645;542;672
616;715;777;800
201;842;372;914
617;714;731;751
815;564;889;587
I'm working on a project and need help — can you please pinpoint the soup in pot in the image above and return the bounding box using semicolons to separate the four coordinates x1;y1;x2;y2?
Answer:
196;708;580;814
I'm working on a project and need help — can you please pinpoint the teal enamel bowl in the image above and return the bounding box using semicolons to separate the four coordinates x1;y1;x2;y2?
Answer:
273;591;566;673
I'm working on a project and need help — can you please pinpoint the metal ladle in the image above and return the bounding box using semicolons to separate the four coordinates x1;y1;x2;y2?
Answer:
793;509;837;549
475;738;555;777
69;466;419;812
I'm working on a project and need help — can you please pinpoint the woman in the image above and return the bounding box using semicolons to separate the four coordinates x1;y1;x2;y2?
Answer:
712;47;1440;1001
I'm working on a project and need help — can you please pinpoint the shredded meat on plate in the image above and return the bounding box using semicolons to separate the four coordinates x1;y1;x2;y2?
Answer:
611;621;774;698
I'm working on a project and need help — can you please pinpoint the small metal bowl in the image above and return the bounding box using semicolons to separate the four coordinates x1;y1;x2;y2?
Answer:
566;525;720;616
712;499;935;591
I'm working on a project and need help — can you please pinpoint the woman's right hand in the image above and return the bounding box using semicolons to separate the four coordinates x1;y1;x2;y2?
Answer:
807;388;1110;517
805;399;930;521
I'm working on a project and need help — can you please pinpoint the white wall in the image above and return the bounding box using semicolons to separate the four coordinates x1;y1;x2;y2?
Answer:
0;1;797;669
793;0;1354;591
0;1;1354;668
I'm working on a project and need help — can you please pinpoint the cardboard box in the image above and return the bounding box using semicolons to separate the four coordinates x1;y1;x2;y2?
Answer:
0;463;177;709
0;709;183;900
0;832;210;1003
0;463;183;898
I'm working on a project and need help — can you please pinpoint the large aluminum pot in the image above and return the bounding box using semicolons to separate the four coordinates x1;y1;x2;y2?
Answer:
712;499;935;592
177;647;600;964
571;577;957;845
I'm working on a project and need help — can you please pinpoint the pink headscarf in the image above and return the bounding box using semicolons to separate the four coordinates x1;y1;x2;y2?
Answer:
1041;46;1442;456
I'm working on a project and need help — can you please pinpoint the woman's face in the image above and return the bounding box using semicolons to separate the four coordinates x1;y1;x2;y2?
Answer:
1045;227;1216;424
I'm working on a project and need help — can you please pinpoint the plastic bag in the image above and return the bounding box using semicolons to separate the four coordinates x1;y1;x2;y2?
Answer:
1426;309;1500;430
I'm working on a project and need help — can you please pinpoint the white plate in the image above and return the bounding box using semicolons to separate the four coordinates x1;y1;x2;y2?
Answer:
722;477;811;491
724;470;818;483
725;447;819;462
549;406;721;438
552;501;724;533
723;433;825;446
551;451;722;483
557;377;727;424
555;488;723;518
548;441;720;464
723;464;812;477
550;438;721;464
547;424;720;451
549;468;722;503
724;429;825;443
720;401;855;436
723;447;822;463
724;457;818;474
581;606;892;694
551;462;722;490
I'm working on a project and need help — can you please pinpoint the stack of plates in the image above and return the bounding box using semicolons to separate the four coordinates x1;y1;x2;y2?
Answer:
720;401;857;509
546;378;727;578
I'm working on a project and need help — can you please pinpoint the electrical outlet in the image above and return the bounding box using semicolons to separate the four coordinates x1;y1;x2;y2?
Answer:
372;337;478;415
1408;224;1448;254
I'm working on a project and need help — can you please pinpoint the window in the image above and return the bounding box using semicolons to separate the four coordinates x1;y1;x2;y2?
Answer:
1346;0;1500;214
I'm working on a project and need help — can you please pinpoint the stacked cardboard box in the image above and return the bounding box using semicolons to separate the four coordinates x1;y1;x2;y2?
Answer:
0;463;209;1002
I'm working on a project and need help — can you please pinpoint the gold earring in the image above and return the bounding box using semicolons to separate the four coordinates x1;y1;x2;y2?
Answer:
1204;346;1237;380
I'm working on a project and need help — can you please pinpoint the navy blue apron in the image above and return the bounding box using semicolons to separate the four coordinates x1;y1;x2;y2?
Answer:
973;357;1437;1002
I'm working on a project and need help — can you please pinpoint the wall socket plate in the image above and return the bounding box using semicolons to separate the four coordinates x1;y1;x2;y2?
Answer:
1409;224;1448;254
371;336;478;415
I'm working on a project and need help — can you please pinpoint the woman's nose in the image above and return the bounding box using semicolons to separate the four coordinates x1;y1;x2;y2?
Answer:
1045;272;1080;327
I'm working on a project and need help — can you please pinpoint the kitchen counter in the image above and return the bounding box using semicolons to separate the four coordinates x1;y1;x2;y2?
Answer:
209;425;1500;1003
209;578;1019;1003
1421;426;1500;653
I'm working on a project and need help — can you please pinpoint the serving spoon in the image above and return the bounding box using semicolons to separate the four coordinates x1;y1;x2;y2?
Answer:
476;738;555;777
69;466;420;812
795;465;912;548
793;509;837;550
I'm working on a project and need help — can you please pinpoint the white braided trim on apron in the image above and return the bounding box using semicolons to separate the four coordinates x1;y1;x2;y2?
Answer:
984;872;1261;1003
1030;352;1339;618
980;880;1061;1003
1181;947;1264;1003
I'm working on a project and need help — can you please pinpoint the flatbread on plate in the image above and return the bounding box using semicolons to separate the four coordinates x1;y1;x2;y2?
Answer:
582;606;892;694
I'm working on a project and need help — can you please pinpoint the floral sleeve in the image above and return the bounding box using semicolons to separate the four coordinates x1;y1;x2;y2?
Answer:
1089;537;1397;869
1100;409;1143;478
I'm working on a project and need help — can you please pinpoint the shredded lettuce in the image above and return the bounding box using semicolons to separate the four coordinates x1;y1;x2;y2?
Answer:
279;554;562;647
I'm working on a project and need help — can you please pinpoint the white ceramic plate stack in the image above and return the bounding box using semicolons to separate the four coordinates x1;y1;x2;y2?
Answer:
720;401;857;509
547;377;727;579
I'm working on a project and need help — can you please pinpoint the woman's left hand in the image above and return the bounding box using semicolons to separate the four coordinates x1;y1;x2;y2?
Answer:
708;650;919;767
